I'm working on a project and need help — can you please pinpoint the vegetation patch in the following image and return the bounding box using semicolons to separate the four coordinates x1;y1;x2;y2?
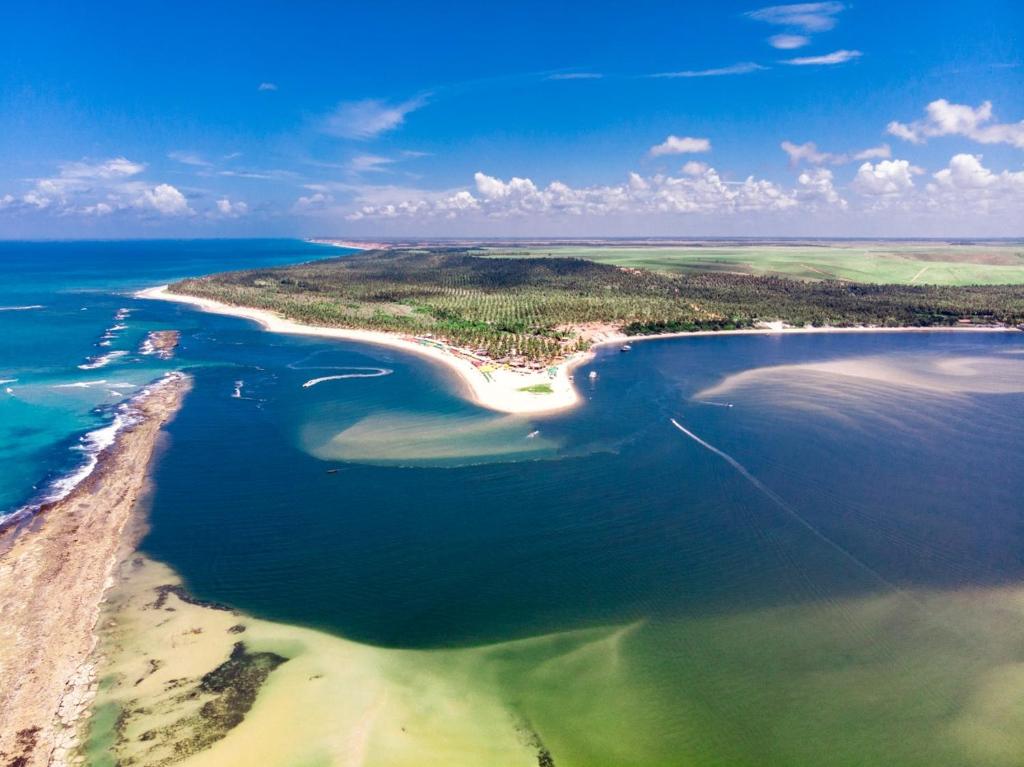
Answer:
173;249;1024;366
518;384;553;394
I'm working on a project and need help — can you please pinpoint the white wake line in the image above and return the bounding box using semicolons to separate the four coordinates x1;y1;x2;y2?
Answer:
668;418;895;590
302;369;392;388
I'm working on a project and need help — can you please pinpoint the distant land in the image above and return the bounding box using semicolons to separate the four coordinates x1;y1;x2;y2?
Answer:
312;238;1024;286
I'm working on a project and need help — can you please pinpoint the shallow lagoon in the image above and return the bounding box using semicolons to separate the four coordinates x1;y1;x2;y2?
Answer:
130;323;1024;765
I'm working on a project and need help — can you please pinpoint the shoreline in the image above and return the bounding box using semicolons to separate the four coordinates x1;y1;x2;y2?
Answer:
138;285;1018;416
137;285;590;415
0;372;191;767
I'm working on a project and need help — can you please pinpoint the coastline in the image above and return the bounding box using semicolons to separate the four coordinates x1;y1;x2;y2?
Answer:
137;285;590;415
0;372;191;767
138;284;1018;416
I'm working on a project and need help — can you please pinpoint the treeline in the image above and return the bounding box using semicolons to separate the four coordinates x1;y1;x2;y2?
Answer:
173;249;1024;364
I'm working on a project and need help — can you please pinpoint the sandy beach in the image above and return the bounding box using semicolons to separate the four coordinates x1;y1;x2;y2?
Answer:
137;285;591;415
0;373;191;767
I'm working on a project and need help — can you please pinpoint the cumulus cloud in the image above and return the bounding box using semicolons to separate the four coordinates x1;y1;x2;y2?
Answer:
768;34;810;49
213;198;248;218
782;140;891;166
887;100;1024;149
133;183;191;215
650;136;712;156
746;2;846;32
851;159;921;195
650;62;764;78
0;156;204;219
338;167;808;223
931;153;1024;192
783;49;861;66
797;167;847;208
321;96;427;140
291;154;1023;232
258;82;278;91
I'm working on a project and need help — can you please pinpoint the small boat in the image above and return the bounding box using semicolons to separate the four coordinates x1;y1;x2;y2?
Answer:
326;468;339;474
526;430;540;439
620;344;632;352
588;371;598;380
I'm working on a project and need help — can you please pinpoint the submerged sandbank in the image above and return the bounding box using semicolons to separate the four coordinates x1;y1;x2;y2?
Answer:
137;285;588;416
87;554;1024;767
0;373;190;767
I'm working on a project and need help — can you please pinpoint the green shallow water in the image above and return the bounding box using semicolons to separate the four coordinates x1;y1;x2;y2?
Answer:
135;324;1024;765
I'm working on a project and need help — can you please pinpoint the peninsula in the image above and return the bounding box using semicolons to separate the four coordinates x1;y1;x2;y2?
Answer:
142;248;1024;414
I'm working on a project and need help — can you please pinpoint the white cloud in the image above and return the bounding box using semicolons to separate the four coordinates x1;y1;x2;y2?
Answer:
258;82;278;92
783;49;862;66
782;140;891;165
293;192;334;213
339;167;807;222
289;156;1024;233
0;156;207;219
548;73;603;80
781;141;832;165
919;155;1024;217
797;167;847;208
746;2;846;32
851;159;921;195
168;150;211;167
887;99;1024;149
59;157;146;180
133;183;192;215
348;154;396;174
768;34;810;49
650;62;764;78
322;96;427;140
650;136;712;156
852;145;893;161
213;198;248;218
932;153;1024;191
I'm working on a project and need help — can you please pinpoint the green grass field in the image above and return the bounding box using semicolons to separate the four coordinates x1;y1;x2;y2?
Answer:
482;243;1024;285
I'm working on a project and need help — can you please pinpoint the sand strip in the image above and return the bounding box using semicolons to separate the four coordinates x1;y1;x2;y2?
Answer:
0;372;191;767
137;285;589;415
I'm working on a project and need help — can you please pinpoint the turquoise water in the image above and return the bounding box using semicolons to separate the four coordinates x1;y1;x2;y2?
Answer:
4;240;1024;764
0;239;344;519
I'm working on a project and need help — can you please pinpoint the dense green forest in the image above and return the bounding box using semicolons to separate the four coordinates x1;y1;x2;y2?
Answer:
174;249;1024;364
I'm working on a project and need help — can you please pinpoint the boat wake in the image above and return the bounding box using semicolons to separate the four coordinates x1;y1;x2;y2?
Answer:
302;368;392;388
0;304;44;311
668;417;894;589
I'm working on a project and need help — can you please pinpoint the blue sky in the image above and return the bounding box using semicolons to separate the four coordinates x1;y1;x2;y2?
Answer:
1;1;1021;237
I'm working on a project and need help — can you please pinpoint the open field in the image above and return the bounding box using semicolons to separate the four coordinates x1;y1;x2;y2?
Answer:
173;249;1024;366
480;242;1024;285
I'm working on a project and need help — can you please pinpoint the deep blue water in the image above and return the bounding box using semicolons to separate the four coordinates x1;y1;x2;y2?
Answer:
140;329;1024;648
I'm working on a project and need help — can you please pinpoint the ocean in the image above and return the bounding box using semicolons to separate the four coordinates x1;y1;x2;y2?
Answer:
3;240;1024;765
